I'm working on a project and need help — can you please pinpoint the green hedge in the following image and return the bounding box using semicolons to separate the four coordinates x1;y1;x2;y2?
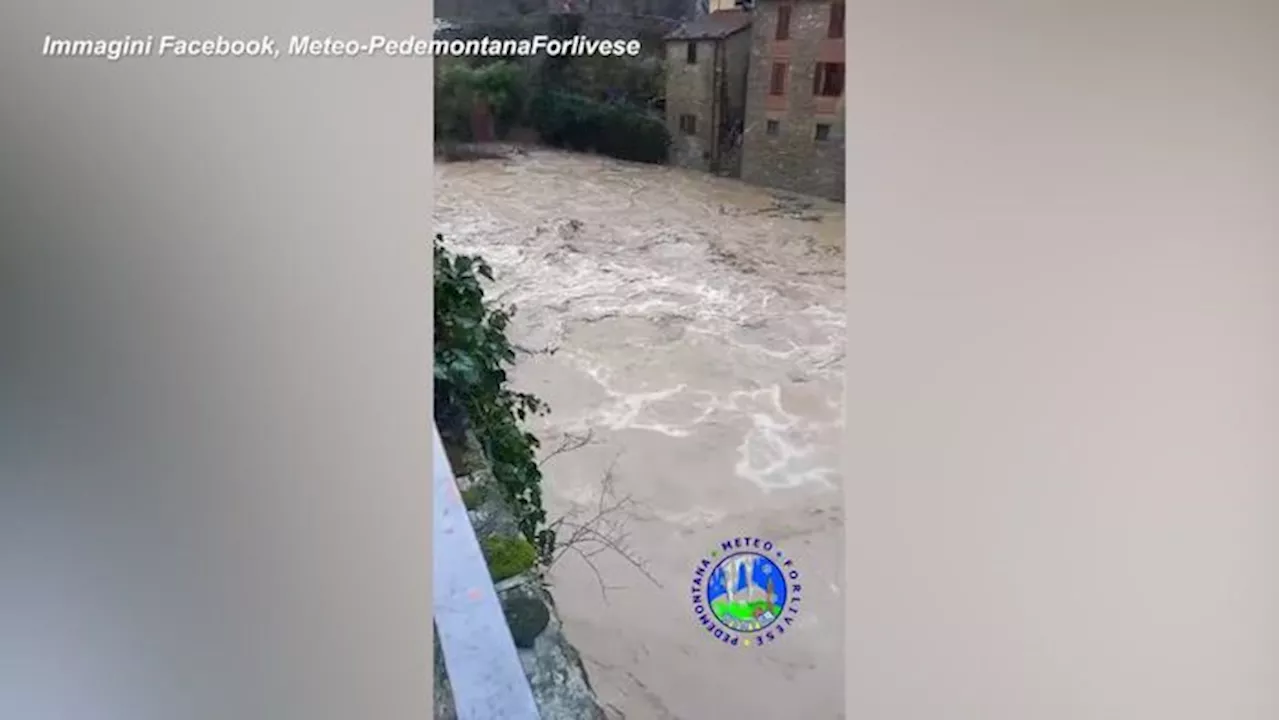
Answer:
530;90;669;165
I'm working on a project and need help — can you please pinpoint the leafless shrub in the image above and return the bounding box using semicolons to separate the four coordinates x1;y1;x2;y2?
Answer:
540;440;662;602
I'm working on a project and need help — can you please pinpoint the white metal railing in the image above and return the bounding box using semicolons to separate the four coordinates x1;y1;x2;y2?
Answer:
432;423;541;719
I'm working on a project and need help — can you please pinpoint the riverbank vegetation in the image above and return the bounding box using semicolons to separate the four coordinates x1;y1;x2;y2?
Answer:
529;89;669;164
434;234;662;596
434;61;528;144
434;235;556;563
433;46;670;164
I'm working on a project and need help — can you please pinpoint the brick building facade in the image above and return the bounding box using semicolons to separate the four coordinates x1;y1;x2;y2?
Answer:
739;0;845;201
663;11;754;174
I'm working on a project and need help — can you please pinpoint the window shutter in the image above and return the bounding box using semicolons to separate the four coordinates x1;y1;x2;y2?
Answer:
770;63;786;94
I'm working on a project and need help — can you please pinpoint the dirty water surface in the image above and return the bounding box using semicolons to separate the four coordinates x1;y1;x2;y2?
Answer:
435;150;845;720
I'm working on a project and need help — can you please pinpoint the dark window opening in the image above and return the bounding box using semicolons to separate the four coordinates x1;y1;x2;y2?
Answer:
679;114;698;135
828;3;845;39
814;123;831;141
686;41;697;64
769;62;787;95
813;62;844;97
776;4;791;40
766;120;780;135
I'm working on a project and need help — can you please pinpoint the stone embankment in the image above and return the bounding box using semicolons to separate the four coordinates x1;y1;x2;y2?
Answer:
433;429;612;720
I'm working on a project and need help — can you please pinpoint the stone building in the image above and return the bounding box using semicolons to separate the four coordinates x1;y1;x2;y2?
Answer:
662;10;754;175
739;0;845;200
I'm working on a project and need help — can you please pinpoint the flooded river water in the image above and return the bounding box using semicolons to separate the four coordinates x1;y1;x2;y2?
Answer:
435;149;845;719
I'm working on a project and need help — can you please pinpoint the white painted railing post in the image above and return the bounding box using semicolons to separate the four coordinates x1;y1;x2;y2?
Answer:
432;423;541;719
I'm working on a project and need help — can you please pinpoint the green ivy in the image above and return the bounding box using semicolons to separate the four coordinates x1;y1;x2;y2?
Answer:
434;234;555;563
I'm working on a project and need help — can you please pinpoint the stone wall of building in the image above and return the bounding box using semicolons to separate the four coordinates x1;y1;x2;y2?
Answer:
740;0;845;200
664;25;753;174
718;27;753;175
722;26;753;121
664;38;717;171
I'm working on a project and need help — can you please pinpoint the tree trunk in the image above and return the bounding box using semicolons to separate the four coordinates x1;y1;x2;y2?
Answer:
470;99;496;143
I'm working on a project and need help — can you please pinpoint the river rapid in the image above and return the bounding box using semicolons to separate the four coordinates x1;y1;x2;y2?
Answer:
436;149;845;720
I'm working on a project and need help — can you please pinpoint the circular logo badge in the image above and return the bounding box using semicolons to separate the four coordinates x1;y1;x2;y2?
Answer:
690;536;802;647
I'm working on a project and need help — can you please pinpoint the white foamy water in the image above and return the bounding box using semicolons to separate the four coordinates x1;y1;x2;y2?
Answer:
436;149;845;720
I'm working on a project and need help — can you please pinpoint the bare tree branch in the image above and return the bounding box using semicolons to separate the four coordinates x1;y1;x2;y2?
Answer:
815;352;844;370
547;456;663;602
512;342;560;357
539;429;595;466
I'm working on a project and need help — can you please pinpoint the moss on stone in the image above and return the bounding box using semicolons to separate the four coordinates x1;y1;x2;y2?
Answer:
480;534;537;582
460;485;488;510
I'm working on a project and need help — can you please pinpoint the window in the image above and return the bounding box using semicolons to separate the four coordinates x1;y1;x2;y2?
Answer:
769;62;787;95
814;123;831;141
686;41;697;64
776;4;791;40
766;120;780;135
812;62;844;97
679;114;697;135
828;2;845;39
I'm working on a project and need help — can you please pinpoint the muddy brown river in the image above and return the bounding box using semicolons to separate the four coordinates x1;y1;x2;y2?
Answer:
435;149;845;720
